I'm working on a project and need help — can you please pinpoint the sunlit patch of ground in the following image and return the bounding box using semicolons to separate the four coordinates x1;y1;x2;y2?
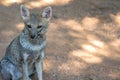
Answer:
110;13;120;25
70;50;102;64
26;0;72;8
0;0;23;6
81;16;100;30
16;23;24;30
0;0;73;8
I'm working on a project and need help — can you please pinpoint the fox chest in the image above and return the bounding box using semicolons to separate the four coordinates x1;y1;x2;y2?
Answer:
23;51;41;64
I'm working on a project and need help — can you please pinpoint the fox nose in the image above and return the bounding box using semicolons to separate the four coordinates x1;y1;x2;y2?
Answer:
30;35;36;39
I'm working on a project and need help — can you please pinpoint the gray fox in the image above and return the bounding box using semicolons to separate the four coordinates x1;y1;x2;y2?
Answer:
0;5;52;80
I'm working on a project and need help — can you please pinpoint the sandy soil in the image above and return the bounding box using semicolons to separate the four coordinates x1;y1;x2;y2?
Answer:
0;0;120;80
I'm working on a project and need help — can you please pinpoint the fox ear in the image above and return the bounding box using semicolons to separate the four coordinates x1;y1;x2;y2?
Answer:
20;5;30;20
42;7;52;21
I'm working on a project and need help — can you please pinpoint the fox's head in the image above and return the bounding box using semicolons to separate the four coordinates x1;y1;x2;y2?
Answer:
20;5;52;39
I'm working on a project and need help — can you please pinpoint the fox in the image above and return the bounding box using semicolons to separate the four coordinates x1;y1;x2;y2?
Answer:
0;5;52;80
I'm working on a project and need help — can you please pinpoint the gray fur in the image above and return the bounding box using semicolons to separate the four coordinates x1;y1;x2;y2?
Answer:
0;5;52;80
20;32;47;51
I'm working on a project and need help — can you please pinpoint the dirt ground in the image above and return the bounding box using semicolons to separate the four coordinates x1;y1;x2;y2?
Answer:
0;0;120;80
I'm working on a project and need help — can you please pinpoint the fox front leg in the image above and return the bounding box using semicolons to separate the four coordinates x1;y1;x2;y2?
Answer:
22;53;31;80
35;59;43;80
35;51;44;80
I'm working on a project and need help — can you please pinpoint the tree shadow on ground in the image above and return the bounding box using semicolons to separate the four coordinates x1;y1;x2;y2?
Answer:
0;0;120;80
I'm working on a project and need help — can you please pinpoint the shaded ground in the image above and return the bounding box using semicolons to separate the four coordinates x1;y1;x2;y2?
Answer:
0;0;120;80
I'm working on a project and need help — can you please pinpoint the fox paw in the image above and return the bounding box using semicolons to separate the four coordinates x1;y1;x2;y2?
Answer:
23;78;31;80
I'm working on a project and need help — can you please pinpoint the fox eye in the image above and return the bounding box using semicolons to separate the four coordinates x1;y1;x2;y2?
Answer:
27;24;32;28
37;25;42;29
